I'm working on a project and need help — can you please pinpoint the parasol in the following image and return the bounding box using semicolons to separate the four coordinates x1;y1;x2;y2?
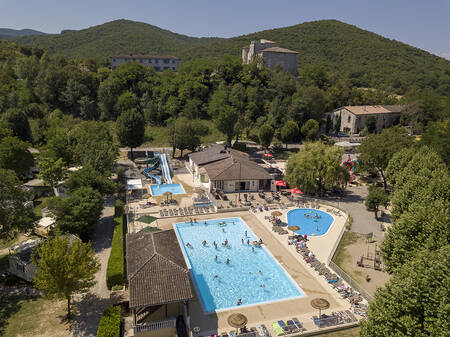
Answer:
227;313;248;332
271;211;282;217
310;298;330;318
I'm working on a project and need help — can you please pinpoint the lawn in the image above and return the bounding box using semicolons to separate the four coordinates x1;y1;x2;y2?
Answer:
33;196;53;217
332;231;359;267
0;295;71;337
143;120;226;147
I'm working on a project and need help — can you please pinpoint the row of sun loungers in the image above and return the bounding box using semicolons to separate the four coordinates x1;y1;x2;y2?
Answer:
271;318;305;335
312;310;357;327
158;205;216;217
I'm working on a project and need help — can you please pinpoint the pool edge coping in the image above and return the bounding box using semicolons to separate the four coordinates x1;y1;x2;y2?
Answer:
172;216;307;315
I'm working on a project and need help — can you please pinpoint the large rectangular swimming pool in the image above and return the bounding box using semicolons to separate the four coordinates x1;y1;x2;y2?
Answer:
174;217;305;313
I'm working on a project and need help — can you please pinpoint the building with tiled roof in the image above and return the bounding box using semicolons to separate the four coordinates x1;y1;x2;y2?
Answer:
330;105;406;135
242;39;298;76
126;230;193;335
188;145;275;192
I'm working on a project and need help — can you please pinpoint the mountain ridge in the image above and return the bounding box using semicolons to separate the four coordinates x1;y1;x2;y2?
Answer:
0;28;47;39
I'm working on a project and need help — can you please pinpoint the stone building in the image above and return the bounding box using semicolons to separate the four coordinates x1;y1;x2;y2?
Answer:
242;39;298;76
330;105;405;135
110;54;180;72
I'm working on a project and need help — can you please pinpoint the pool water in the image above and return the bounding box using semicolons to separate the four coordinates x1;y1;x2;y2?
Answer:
287;209;334;237
150;183;185;196
174;217;304;313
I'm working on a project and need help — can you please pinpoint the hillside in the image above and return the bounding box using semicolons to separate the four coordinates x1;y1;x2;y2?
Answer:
7;19;450;94
0;28;47;39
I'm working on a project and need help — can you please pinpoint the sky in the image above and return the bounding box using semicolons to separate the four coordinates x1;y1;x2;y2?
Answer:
1;0;449;59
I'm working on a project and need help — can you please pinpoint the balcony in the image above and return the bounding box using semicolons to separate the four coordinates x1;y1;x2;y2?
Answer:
134;317;177;334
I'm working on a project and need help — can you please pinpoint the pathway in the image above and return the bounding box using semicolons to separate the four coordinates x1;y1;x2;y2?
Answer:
72;195;116;337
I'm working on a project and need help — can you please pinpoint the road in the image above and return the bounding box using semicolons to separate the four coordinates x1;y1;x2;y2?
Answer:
72;195;116;337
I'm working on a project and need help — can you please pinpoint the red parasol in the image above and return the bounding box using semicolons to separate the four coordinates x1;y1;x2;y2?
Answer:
264;153;273;157
275;180;287;187
290;188;303;194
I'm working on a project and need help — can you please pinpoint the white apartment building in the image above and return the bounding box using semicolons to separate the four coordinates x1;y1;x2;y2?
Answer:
110;54;180;72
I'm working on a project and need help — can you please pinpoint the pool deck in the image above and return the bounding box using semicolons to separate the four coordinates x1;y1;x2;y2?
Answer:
154;211;354;336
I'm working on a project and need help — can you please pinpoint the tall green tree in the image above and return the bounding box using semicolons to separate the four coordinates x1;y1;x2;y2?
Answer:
32;235;100;318
365;115;377;133
215;105;239;147
65;165;115;196
259;123;274;150
2;108;31;141
116;109;145;159
301;118;319;140
280;121;299;149
38;156;66;191
50;186;104;240
360;246;449;337
0;169;35;240
285;142;348;195
365;185;389;219
0;136;34;178
358;126;412;190
420;119;449;164
167;117;209;157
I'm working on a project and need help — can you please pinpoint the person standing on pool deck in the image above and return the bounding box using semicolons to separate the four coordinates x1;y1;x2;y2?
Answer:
245;230;247;237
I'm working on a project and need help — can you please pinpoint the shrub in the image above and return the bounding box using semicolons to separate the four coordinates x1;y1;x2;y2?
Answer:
114;200;124;217
106;203;124;289
232;141;247;152
97;306;121;337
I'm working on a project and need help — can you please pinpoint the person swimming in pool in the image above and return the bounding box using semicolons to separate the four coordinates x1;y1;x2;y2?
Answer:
259;270;263;276
186;243;192;247
252;247;254;252
202;240;207;246
214;255;218;261
213;274;219;279
260;284;265;288
316;225;319;231
237;299;242;305
245;230;247;237
222;228;226;233
226;258;230;264
204;221;207;225
213;241;217;248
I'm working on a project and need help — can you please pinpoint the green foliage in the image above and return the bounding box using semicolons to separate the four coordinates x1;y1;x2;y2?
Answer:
358;126;412;190
69;121;118;174
301;119;319;140
420;119;450;164
97;306;121;337
0;136;34;178
0;169;35;240
365;116;377;133
65;165;115;196
259;123;274;149
280;121;299;147
106;201;124;290
116;109;145;157
365;186;389;219
285;141;348;195
11;19;450;95
1;108;31;142
360;246;449;337
50;187;104;240
167;117;209;157
37;156;65;188
32;234;100;318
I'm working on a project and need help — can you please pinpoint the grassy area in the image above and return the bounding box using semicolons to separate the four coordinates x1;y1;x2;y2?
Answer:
143;120;226;147
33;196;53;217
0;295;71;337
332;231;360;267
106;201;125;290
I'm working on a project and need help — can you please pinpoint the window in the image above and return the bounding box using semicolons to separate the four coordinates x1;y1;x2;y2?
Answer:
112;58;116;62
164;59;170;64
154;59;159;64
154;66;160;71
348;116;351;123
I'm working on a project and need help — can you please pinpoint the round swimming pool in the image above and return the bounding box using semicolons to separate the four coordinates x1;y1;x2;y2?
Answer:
287;209;334;237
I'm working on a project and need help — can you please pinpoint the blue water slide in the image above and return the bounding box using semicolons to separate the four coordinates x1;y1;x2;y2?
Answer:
142;159;162;184
159;153;172;184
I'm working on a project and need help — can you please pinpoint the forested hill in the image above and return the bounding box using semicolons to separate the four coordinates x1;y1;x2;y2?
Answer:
0;28;47;39
7;19;450;94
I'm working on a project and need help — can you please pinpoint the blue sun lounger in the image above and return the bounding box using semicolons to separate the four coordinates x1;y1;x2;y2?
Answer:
277;321;290;333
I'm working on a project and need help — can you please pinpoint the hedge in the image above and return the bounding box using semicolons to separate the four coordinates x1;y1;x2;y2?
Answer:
106;200;125;289
97;305;121;337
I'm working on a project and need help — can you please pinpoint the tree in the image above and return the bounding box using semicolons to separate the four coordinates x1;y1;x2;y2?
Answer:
0;169;35;240
70;121;118;174
281;121;299;149
32;235;100;319
358;126;412;190
38;156;66;191
420;119;449;164
0;136;34;178
116;109;145;159
50;187;104;240
301;119;319;140
365;186;389;219
285;142;348;195
365;115;377;133
65;165;115;196
215;105;239;147
167;117;209;157
259;123;274;150
2;108;31;141
360;246;449;337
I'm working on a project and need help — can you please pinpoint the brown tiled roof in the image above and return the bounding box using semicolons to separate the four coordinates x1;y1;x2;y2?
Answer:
343;105;405;115
126;230;193;308
261;46;298;54
203;156;272;181
111;54;179;60
188;145;248;166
